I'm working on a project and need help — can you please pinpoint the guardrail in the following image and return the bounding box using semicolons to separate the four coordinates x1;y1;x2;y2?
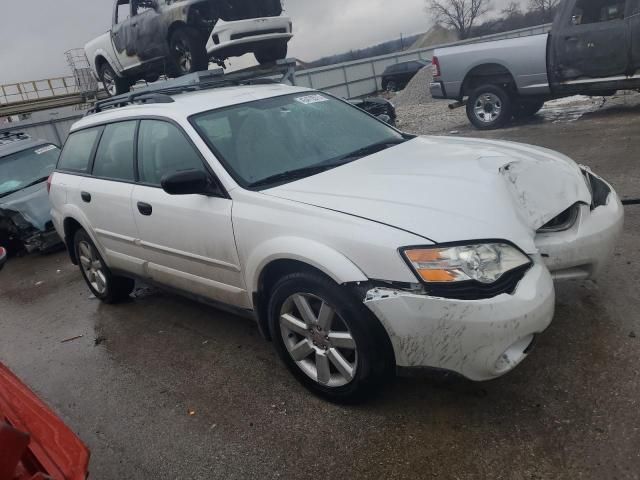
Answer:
296;23;552;98
0;77;79;104
0;111;85;146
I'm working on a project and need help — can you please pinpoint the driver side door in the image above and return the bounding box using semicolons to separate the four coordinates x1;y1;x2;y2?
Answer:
131;119;248;308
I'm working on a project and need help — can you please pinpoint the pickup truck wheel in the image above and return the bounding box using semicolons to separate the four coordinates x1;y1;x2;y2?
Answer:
74;229;134;304
513;99;545;119
255;43;288;65
99;63;130;97
466;85;512;130
268;271;393;403
169;27;208;76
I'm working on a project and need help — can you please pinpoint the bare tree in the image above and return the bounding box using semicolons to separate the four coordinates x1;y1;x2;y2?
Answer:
427;0;492;39
528;0;560;22
501;1;522;17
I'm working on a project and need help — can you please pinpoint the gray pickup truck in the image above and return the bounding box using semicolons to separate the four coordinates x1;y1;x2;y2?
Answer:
431;0;640;129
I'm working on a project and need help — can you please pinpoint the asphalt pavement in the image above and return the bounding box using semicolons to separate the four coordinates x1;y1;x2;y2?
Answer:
1;101;639;479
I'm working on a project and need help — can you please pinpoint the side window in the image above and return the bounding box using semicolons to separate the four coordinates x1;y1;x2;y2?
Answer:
138;120;205;186
58;128;101;172
570;0;626;24
92;121;136;181
116;0;131;24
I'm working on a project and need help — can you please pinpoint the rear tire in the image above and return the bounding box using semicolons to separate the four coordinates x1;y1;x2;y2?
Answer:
74;229;134;304
99;62;130;97
385;80;399;92
168;27;208;76
466;84;513;130
268;271;393;403
513;99;544;119
255;43;288;65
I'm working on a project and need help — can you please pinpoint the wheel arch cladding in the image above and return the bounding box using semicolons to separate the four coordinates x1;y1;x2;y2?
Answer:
167;20;189;41
462;63;516;96
248;239;368;340
63;217;84;264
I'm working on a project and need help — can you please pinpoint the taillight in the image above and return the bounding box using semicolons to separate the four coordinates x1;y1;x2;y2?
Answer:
47;173;53;194
432;56;441;78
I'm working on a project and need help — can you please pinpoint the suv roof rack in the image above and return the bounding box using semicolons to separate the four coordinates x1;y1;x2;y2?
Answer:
88;58;297;115
0;131;31;146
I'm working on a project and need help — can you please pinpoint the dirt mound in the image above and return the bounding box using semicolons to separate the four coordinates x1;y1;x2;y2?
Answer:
392;66;434;107
410;25;458;50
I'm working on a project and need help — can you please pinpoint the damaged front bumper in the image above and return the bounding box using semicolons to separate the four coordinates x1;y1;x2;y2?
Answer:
0;211;62;254
205;16;293;55
536;172;624;280
364;261;555;381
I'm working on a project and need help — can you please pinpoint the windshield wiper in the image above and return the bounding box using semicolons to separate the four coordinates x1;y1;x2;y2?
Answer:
0;176;49;198
336;138;407;162
250;164;341;188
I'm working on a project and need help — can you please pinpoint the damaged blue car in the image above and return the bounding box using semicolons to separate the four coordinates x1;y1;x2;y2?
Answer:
0;132;62;255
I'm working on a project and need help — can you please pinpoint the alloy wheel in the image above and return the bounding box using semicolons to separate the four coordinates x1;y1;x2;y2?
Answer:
102;70;117;96
474;92;503;123
78;240;107;295
279;293;358;388
174;40;192;73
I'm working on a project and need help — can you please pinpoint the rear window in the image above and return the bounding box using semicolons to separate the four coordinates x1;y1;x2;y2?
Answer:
58;128;101;172
92;121;136;181
0;144;60;198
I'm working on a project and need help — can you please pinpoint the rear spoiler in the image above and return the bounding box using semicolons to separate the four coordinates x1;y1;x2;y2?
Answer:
0;363;90;480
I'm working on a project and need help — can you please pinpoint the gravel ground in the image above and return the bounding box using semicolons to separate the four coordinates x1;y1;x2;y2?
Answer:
394;85;640;135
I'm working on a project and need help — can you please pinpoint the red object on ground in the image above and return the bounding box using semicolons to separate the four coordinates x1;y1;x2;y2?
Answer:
0;363;90;480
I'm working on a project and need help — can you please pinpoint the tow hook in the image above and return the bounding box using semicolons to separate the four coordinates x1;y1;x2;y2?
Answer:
448;100;467;110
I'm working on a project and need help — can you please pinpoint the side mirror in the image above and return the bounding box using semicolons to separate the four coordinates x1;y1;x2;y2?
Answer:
377;114;392;124
161;170;214;196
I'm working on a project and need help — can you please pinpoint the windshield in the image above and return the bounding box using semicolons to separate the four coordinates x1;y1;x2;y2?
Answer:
0;144;59;197
191;93;405;188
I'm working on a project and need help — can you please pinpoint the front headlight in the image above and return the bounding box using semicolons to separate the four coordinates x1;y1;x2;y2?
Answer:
401;242;531;284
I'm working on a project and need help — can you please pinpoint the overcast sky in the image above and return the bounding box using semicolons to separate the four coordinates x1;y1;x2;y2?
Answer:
0;0;498;85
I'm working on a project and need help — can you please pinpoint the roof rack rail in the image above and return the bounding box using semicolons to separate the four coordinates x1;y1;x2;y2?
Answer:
88;58;297;115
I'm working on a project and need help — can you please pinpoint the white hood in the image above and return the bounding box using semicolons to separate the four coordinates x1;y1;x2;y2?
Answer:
264;136;592;252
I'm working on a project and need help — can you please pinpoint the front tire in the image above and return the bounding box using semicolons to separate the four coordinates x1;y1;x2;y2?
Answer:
168;27;208;76
268;271;393;403
255;42;288;65
99;62;130;97
466;84;513;130
74;229;134;304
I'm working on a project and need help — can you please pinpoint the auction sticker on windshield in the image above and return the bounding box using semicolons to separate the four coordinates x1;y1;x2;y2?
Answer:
35;145;57;155
295;94;329;105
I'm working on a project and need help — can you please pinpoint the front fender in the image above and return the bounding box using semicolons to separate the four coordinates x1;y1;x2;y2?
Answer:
244;237;368;296
92;49;124;78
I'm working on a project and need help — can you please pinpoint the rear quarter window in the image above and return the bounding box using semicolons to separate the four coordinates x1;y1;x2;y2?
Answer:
58;127;102;172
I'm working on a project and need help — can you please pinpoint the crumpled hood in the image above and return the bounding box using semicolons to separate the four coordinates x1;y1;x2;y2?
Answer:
264;136;591;252
0;181;51;232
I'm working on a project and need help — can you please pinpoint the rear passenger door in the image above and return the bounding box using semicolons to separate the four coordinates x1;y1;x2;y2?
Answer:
81;121;141;274
552;0;629;80
627;0;640;74
131;119;247;307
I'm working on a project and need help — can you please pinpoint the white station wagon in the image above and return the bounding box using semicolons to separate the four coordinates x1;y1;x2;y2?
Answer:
49;79;624;401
